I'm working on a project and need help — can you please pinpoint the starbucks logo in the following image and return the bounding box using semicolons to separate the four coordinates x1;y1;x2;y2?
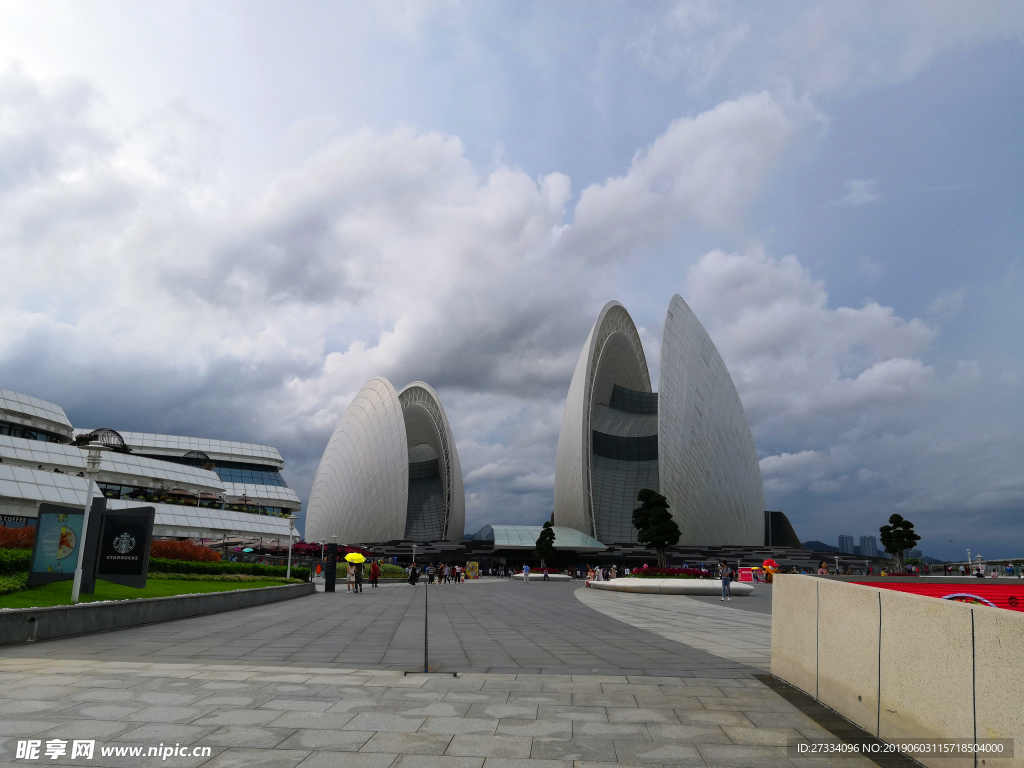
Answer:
112;532;136;554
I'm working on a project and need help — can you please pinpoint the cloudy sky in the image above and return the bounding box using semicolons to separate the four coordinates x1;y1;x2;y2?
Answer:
1;1;1022;560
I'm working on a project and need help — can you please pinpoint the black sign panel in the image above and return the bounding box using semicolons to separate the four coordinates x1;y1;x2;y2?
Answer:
325;543;338;593
94;507;155;589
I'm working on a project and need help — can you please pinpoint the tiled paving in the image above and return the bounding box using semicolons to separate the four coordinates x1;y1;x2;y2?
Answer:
0;581;753;675
0;581;881;766
0;658;878;767
575;589;772;670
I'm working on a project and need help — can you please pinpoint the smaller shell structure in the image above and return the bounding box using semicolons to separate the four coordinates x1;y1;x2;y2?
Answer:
305;378;464;544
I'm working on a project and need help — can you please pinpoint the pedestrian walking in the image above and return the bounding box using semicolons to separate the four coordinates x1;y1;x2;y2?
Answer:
721;561;733;601
354;560;363;593
370;560;380;587
523;564;530;583
346;562;356;593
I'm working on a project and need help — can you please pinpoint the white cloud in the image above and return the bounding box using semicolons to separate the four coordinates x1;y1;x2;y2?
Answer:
823;179;881;208
630;0;1024;96
928;287;968;319
566;89;827;259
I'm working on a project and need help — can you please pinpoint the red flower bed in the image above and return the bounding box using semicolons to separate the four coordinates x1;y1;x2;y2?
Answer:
628;566;710;579
0;527;35;550
150;539;221;562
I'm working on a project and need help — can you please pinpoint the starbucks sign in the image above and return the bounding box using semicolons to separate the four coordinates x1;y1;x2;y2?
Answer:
96;511;153;582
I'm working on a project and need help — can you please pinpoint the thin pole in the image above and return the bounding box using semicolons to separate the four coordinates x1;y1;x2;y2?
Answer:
70;479;96;604
424;574;429;673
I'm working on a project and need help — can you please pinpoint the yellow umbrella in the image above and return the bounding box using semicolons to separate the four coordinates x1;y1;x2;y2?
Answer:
344;552;366;563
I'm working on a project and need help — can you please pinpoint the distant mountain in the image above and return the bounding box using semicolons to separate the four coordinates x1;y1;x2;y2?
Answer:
803;540;841;553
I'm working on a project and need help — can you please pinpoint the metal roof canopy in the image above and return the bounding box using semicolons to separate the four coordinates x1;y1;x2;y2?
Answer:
473;525;606;552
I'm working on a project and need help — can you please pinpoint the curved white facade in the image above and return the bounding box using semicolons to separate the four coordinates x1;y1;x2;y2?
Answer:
659;295;764;545
553;296;764;546
305;377;465;545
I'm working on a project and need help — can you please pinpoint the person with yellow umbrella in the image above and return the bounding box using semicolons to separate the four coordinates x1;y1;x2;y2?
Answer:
345;552;366;593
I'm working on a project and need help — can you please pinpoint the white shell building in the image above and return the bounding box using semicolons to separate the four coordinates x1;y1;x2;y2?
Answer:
305;378;465;545
554;296;764;546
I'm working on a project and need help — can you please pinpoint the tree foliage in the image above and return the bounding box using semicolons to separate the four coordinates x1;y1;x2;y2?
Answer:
632;489;680;568
878;513;920;572
534;520;557;567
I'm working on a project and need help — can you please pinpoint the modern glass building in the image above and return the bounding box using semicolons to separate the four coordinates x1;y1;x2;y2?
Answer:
305;378;465;545
0;388;295;540
554;296;765;546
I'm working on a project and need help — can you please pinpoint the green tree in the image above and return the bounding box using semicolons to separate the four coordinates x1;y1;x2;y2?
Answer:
878;514;920;572
534;520;557;568
632;489;680;568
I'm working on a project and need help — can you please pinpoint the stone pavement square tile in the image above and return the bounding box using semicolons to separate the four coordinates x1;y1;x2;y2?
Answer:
61;688;136;703
269;711;358;729
744;712;817;729
193;708;284;726
442;691;509;704
537;705;608;722
360;732;454;755
788;756;878;768
529;737;617;761
203;747;311;768
325;699;406;715
542;682;605;693
0;698;75;716
125;705;217;723
573;722;651;739
480;680;544;691
344;713;426;732
696;743;792;767
646;724;732;743
614;738;706;765
49;703;143;720
494;719;571;738
420;717;499;735
483;760;571;768
721;726;803;746
6;685;83;700
465;703;537;719
445;734;533;758
115;723;215;743
259;698;334;712
278;729;376;751
380;688;448;701
507;692;572;705
397;701;471;717
675;710;752;727
195;725;297;748
392;757;484;768
196;694;270;708
627;676;686;686
697;698;773;712
134;690;204;705
608;708;681;724
572;694;639;708
41;719;135;740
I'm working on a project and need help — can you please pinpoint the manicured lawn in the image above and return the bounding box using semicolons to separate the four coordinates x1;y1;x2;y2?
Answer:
0;578;289;609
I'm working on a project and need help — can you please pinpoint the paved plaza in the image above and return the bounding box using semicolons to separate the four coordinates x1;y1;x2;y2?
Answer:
0;580;883;767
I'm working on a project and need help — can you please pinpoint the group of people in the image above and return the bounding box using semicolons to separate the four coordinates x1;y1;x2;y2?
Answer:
345;559;381;593
405;562;466;585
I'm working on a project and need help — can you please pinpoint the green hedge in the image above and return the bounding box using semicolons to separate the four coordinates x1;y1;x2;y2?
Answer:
0;548;31;576
150;558;310;581
0;551;311;581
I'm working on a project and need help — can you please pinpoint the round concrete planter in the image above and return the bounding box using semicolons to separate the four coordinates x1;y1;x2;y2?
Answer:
511;573;573;581
586;577;755;596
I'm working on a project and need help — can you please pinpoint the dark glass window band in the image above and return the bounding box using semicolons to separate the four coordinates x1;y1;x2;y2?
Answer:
592;431;659;461
609;385;658;415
